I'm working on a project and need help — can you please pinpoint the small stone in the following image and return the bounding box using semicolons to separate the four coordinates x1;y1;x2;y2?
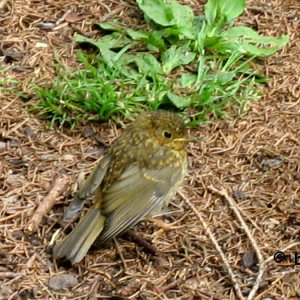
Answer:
29;236;42;247
10;140;21;146
82;126;95;138
261;156;285;171
40;154;56;161
6;174;26;186
204;266;212;272
233;190;246;201
12;230;25;240
86;145;104;155
151;256;169;268
23;127;36;139
49;274;78;291
242;251;257;268
8;159;28;166
95;134;108;146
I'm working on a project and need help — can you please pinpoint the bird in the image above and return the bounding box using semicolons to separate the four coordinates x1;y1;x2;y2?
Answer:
52;110;189;264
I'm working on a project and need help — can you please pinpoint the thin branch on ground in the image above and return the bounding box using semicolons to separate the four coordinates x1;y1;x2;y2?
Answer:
178;190;246;300
207;185;300;300
208;185;264;300
26;174;68;232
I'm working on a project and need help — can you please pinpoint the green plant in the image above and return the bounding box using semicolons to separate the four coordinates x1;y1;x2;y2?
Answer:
33;0;288;127
0;67;18;92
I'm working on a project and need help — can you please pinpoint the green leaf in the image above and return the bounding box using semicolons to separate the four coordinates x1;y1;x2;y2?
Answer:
168;1;194;27
167;91;191;108
223;26;289;47
205;0;245;26
74;33;133;51
161;43;196;73
219;0;245;22
214;27;289;57
206;71;236;84
204;0;218;25
133;53;163;74
180;73;197;88
136;0;174;26
126;29;149;40
136;0;194;28
97;20;123;32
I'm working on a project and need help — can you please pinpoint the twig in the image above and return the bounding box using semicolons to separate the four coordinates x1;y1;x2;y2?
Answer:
208;185;264;300
114;238;128;271
207;186;300;300
26;174;68;232
253;241;300;300
100;5;126;22
0;272;22;279
124;229;157;255
265;242;300;264
178;191;245;300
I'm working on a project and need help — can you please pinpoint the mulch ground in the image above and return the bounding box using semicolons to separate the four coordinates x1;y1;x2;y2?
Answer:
0;0;299;299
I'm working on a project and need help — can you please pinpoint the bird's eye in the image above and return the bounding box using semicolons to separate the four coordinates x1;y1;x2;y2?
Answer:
163;131;172;139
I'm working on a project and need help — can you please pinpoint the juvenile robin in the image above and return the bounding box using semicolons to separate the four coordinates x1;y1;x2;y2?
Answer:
53;110;188;264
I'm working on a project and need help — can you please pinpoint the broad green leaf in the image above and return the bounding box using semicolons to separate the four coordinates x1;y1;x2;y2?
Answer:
223;26;289;48
205;0;245;26
126;29;149;40
136;0;194;28
206;71;236;84
181;73;197;88
167;91;191;108
136;0;175;26
97;20;123;32
204;0;218;25
213;27;289;57
164;26;195;39
161;43;196;73
168;1;194;28
134;53;162;74
145;31;166;51
74;33;132;51
219;0;245;22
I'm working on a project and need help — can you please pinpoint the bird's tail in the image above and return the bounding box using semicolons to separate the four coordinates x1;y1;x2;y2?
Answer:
53;208;105;264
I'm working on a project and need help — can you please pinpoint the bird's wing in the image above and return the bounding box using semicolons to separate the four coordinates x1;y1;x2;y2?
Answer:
97;164;184;243
64;154;111;221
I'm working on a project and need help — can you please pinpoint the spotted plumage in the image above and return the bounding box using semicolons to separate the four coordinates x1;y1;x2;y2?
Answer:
53;110;188;264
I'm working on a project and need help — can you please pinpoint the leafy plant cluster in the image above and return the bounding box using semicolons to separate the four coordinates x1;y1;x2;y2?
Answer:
34;0;288;127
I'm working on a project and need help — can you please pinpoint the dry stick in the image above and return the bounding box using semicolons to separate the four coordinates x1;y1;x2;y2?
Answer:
113;238;128;271
254;241;300;300
27;174;68;232
124;229;157;255
178;191;245;300
0;272;22;279
207;186;300;300
208;185;265;300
